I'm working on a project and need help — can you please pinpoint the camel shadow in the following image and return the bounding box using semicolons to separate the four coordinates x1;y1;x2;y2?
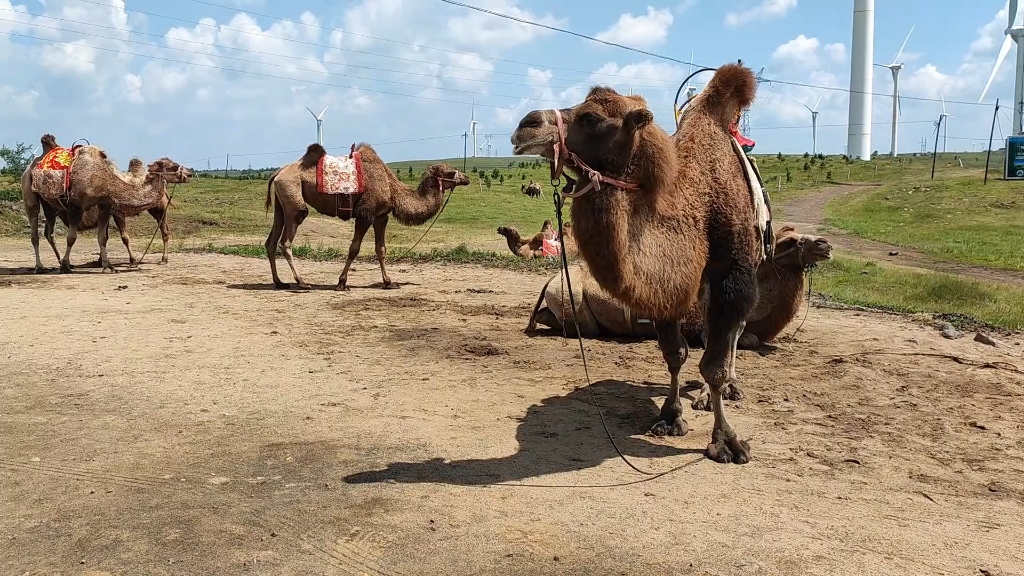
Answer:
343;379;704;486
225;280;421;292
0;263;142;276
523;326;653;345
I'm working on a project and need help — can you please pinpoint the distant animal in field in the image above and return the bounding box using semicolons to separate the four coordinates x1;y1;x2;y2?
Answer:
520;181;543;198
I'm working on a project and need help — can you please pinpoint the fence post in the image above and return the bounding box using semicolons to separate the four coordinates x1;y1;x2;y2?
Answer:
985;98;1000;185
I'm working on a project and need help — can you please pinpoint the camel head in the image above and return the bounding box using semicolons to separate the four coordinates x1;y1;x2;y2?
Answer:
510;87;654;176
40;134;59;153
146;158;192;184
422;162;470;192
772;225;832;268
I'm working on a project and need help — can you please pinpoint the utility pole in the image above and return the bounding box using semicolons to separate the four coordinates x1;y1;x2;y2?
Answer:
224;154;229;178
985;98;1000;185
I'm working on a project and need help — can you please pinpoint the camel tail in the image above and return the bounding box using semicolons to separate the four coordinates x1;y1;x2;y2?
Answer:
700;63;758;126
265;169;280;214
527;274;556;332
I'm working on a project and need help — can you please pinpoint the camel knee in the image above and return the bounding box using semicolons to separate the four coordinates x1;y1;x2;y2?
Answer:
737;332;759;350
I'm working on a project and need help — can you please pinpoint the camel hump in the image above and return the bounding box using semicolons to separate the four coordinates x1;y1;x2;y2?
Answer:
700;63;757;124
300;143;327;169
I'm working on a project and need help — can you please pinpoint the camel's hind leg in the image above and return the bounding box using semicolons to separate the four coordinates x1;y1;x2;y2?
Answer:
41;204;61;264
337;217;372;291
649;320;690;437
279;208;310;289
265;200;288;288
699;263;757;464
372;214;395;289
96;205;116;273
59;207;82;274
27;201;44;273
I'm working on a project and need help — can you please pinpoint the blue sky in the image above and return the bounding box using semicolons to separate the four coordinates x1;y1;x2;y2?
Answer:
0;0;1016;168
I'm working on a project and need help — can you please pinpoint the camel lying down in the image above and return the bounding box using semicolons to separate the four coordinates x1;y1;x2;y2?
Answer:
497;219;576;259
528;226;832;349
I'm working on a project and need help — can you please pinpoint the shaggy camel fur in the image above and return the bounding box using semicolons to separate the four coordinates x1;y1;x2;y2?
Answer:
520;180;543;198
511;63;765;464
496;220;575;258
22;141;190;273
264;143;470;290
527;227;833;348
21;135;177;271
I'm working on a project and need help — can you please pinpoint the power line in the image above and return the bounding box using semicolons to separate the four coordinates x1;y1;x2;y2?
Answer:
439;0;994;109
180;134;466;165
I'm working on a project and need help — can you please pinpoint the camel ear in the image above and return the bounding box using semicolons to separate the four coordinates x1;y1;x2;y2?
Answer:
624;108;654;131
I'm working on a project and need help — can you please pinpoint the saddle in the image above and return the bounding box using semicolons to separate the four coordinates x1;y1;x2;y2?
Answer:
316;144;365;220
30;145;84;201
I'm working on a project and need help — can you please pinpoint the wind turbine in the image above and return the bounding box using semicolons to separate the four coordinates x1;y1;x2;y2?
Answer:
979;0;1024;134
803;94;823;155
874;25;914;157
939;94;953;153
469;100;479;157
306;105;328;145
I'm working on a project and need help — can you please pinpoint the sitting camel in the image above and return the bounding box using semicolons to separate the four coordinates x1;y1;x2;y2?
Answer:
23;141;191;273
496;220;575;258
264;143;470;290
520;180;543;198
21;134;177;272
511;63;768;464
527;226;832;348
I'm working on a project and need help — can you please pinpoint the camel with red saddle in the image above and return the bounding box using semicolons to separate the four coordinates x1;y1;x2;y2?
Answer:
263;143;470;290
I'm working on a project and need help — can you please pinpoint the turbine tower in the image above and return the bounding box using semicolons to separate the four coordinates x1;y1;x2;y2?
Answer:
979;0;1024;135
847;0;875;160
939;94;953;153
306;105;328;145
803;95;823;155
469;100;479;157
875;25;914;157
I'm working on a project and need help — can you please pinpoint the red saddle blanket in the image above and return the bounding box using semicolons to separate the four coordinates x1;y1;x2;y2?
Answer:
316;150;365;195
30;146;79;198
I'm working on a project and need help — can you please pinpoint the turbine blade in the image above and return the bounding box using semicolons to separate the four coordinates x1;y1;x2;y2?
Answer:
941;93;946;114
897;91;902;117
893;24;915;64
979;35;1014;103
814;94;823;111
320;105;330;118
306;105;316;117
1011;0;1019;28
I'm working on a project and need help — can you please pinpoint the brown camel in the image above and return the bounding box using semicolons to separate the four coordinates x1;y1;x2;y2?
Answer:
520;180;543;198
527;226;833;348
496;219;575;258
24;142;191;273
21;135;177;272
264;143;470;290
511;63;767;464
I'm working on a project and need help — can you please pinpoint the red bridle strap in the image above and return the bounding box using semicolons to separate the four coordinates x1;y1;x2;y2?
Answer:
550;108;640;199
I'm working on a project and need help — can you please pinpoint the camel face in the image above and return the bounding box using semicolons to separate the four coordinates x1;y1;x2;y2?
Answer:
773;227;833;267
428;163;470;188
510;108;568;158
146;158;192;184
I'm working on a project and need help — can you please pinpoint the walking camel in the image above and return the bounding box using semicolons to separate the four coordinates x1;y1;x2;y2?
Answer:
23;140;191;273
21;134;178;272
520;180;543;198
264;143;470;290
510;63;768;464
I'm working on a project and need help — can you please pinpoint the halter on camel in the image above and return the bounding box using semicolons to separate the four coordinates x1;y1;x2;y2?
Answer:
548;108;640;198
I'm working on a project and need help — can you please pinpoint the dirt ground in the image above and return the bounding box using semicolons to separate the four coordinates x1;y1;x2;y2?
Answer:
2;240;1023;576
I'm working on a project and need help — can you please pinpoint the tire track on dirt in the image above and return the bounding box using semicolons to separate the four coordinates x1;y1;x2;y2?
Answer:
777;184;1024;286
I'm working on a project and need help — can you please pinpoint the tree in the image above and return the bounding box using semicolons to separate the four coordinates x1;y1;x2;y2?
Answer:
498;174;505;184
407;166;414;177
490;168;500;179
785;168;793;183
802;162;810;171
777;152;784;161
0;142;34;176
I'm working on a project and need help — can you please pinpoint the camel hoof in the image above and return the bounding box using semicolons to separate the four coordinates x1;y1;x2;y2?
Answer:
335;283;350;292
723;380;745;401
101;267;117;274
59;264;72;274
273;281;290;290
691;393;712;412
296;283;312;290
706;429;750;465
34;266;46;274
382;282;399;290
649;417;689;437
158;258;168;265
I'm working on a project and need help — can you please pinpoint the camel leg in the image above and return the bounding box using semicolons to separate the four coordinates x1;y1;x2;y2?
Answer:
265;200;288;288
698;265;757;464
649;320;690;437
737;332;760;350
279;208;309;289
59;207;82;274
41;204;61;264
96;205;116;273
372;214;396;289
337;217;372;291
27;201;44;273
112;213;136;267
147;206;171;264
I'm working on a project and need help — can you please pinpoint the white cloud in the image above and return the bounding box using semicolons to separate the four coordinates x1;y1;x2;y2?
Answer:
773;35;820;68
824;42;846;63
676;0;698;14
595;7;673;49
725;0;796;27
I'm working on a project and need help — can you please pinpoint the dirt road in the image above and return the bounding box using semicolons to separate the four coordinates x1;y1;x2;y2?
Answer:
2;242;1023;575
778;185;1024;286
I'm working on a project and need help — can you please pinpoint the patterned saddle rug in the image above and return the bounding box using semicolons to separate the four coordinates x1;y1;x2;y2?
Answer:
30;145;80;200
316;147;365;195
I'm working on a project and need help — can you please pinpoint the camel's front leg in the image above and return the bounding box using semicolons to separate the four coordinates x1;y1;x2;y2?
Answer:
96;205;116;273
699;265;757;464
372;214;396;289
27;201;44;273
280;208;309;289
59;207;82;274
112;213;136;267
649;320;690;437
147;206;171;264
337;217;371;291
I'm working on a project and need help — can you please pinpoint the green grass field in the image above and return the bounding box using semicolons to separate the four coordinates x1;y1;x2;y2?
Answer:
826;175;1024;272
2;151;1022;330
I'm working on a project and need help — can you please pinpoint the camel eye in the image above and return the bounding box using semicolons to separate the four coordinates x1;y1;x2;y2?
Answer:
579;112;599;125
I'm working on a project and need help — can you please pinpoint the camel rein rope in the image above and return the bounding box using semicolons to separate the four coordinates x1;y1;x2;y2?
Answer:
390;175;464;263
548;108;640;198
136;174;189;266
550;186;703;480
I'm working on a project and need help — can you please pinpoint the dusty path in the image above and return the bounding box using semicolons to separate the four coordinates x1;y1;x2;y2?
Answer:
2;241;1023;575
778;185;1024;286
